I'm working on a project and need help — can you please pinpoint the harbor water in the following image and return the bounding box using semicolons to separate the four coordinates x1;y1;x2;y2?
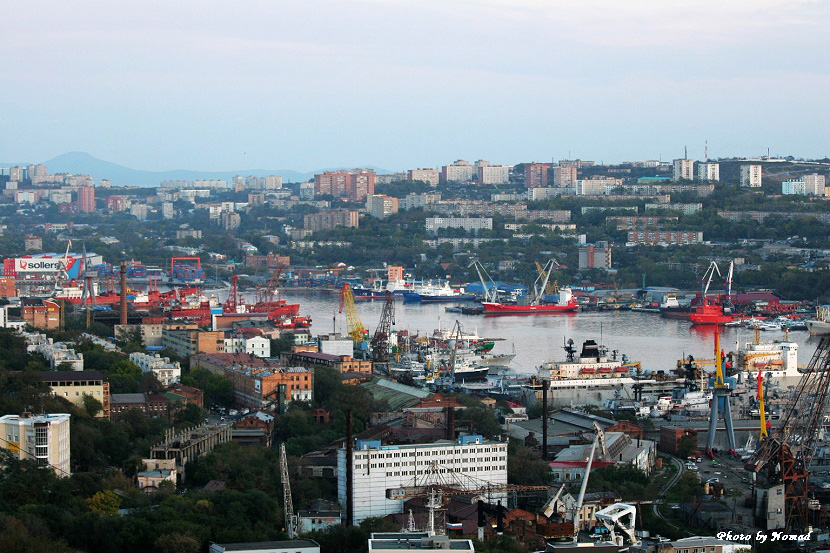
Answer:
278;290;820;374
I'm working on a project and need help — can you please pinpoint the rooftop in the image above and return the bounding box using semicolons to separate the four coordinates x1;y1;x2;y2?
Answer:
39;370;105;382
213;540;320;552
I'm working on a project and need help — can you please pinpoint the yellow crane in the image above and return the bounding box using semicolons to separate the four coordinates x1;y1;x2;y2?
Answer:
757;369;769;439
535;261;558;296
339;284;367;345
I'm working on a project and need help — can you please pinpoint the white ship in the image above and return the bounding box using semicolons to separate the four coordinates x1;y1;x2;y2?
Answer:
735;339;801;384
808;305;830;336
538;339;683;408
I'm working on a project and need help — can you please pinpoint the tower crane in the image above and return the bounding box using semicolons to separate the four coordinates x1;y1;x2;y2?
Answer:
280;443;298;538
339;284;367;346
699;260;721;305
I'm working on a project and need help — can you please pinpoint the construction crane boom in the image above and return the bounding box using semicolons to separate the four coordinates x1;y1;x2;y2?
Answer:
280;443;297;538
339;284;367;345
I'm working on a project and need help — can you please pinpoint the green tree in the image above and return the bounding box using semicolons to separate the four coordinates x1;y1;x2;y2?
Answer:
82;394;103;417
86;489;121;514
154;532;200;553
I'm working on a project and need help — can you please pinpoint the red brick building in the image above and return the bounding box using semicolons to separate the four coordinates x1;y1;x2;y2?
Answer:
314;171;375;201
525;163;552;189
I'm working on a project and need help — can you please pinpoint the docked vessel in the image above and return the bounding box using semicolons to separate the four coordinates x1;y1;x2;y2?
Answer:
483;287;579;315
658;292;692;320
537;339;684;408
808;305;830;336
402;280;476;303
689;301;737;326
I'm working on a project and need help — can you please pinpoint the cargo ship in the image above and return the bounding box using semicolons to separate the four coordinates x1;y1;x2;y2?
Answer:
483;287;578;315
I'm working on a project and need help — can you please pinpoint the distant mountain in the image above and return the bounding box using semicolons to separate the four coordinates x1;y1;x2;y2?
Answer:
6;151;394;187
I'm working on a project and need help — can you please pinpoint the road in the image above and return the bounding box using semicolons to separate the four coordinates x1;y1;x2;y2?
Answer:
652;456;685;532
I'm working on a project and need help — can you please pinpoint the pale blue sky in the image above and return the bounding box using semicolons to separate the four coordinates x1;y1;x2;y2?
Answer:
1;0;828;171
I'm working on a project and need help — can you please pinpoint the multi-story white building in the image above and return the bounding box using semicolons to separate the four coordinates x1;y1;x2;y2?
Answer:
366;194;399;219
672;159;694;182
697;162;720;182
425;217;493;233
782;178;807;196
441;160;476;183
476;164;511;185
805;173;826;196
0;413;71;476
575;178;622;196
338;436;508;524
223;334;271;358
740;164;762;188
129;352;182;386
407;168;440;187
161;202;176;219
399;192;441;211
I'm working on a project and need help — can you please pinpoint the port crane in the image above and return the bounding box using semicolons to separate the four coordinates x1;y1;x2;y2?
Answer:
698;260;721;304
371;292;395;362
339;283;367;346
280;443;298;538
469;260;499;303
706;326;737;456
747;336;830;531
534;260;559;297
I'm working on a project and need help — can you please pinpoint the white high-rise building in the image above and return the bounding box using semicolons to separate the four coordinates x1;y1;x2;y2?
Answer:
697;162;720;182
672;159;694;182
338;436;508;524
740;164;762;188
476;164;511;185
804;173;826;196
0;413;71;476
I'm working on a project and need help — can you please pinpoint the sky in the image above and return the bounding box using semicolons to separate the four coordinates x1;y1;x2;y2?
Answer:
1;0;828;172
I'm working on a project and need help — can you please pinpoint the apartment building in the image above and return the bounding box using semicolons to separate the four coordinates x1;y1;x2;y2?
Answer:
129;352;182;386
366;195;399;219
782;173;826;196
697;162;720;182
161;328;225;358
190;353;313;409
578;241;612;270
407;168;439;186
440;160;475;183
303;210;359;231
525;163;551;188
338;435;508;524
0;413;71;476
626;231;704;245
672;159;694;181
425;217;493;233
553;165;578;188
740;164;762;188
314;171;375;201
476;164;510;185
38;370;111;418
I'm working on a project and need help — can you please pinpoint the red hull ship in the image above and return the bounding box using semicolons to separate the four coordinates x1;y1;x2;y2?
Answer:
483;287;579;315
689;302;737;326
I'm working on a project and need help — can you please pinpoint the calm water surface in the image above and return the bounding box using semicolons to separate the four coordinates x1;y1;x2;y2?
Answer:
276;290;819;375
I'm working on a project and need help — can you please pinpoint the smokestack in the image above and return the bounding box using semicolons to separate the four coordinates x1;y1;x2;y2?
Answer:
446;406;455;441
119;262;128;325
346;409;354;528
542;385;548;460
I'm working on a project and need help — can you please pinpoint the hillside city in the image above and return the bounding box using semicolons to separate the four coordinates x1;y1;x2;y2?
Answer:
1;154;829;553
